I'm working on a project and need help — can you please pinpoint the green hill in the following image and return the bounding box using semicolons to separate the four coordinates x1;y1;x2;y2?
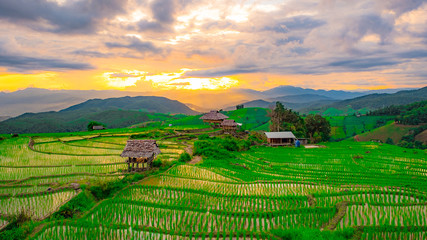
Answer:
0;96;195;134
357;122;418;144
304;86;427;115
61;96;197;115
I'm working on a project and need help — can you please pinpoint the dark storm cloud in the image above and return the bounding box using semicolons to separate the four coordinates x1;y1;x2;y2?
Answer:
0;0;128;34
105;38;162;54
328;58;401;69
0;54;94;72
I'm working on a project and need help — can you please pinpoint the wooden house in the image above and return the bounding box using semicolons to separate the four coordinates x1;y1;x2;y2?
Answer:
199;110;229;128
265;132;296;146
120;140;161;172
221;119;238;131
92;125;105;130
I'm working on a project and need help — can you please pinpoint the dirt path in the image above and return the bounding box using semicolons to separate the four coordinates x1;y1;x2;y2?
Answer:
188;156;202;164
183;142;202;164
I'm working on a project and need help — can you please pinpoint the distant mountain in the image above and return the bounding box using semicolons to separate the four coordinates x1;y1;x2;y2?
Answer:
261;86;365;100
268;94;336;103
0;88;144;117
240;99;273;109
61;96;197;115
261;85;413;100
0;96;196;134
0;86;416;117
232;98;337;112
0;116;10;122
303;87;427;114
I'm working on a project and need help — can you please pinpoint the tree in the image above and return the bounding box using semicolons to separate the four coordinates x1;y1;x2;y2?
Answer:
268;102;306;136
268;102;286;132
236;104;244;110
385;137;394;145
87;121;106;131
305;114;331;143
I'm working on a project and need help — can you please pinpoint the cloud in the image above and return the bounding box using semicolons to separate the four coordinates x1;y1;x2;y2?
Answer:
184;67;262;78
328;58;401;69
0;0;128;34
105;37;162;54
397;50;427;59
263;16;325;33
151;0;175;24
0;54;94;72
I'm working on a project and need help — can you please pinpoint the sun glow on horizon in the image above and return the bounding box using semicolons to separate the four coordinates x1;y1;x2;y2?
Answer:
102;69;239;90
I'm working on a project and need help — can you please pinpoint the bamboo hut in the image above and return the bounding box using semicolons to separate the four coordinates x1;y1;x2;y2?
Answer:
221;119;238;131
199;110;229;128
120;140;161;172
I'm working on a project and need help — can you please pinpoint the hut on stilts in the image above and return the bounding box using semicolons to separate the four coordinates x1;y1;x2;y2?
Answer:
120;140;161;172
199;110;229;128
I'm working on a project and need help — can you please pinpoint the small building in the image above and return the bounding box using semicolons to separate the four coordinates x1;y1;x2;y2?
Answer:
199;110;229;128
298;138;308;145
92;125;105;130
265;132;296;146
221;119;238;131
120;140;161;172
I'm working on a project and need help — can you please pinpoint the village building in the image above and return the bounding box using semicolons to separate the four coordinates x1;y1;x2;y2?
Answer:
265;132;297;146
221;119;238;131
120;140;161;172
199;110;229;128
92;125;105;130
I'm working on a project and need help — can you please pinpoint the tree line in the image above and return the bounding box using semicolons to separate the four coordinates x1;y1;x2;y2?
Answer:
268;102;331;143
368;100;427;125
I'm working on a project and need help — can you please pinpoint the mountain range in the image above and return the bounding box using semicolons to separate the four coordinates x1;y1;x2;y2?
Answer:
0;86;415;117
1;86;426;134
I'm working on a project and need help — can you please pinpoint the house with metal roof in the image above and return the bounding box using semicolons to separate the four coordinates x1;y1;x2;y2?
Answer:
265;131;296;146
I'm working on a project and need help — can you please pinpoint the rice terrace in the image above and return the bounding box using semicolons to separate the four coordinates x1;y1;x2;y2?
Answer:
0;101;426;239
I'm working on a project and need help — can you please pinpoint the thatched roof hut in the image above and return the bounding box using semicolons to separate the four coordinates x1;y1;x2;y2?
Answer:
200;111;229;128
121;140;161;158
221;119;238;131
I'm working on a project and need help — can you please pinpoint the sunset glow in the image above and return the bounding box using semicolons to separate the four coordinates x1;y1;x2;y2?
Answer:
103;69;238;90
0;0;426;94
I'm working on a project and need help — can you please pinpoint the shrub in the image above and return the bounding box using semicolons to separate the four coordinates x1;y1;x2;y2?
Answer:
178;152;192;162
0;208;34;240
271;227;353;240
52;190;95;219
152;159;162;167
197;134;210;140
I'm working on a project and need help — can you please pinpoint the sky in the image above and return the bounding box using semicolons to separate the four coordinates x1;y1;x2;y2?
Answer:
1;0;427;93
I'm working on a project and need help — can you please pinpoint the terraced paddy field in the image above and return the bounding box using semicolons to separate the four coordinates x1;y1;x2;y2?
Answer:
1;129;427;239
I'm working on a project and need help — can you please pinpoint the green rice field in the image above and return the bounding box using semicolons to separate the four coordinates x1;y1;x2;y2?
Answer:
0;127;426;239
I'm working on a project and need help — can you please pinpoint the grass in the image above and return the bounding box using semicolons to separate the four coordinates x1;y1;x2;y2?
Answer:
358;122;421;143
